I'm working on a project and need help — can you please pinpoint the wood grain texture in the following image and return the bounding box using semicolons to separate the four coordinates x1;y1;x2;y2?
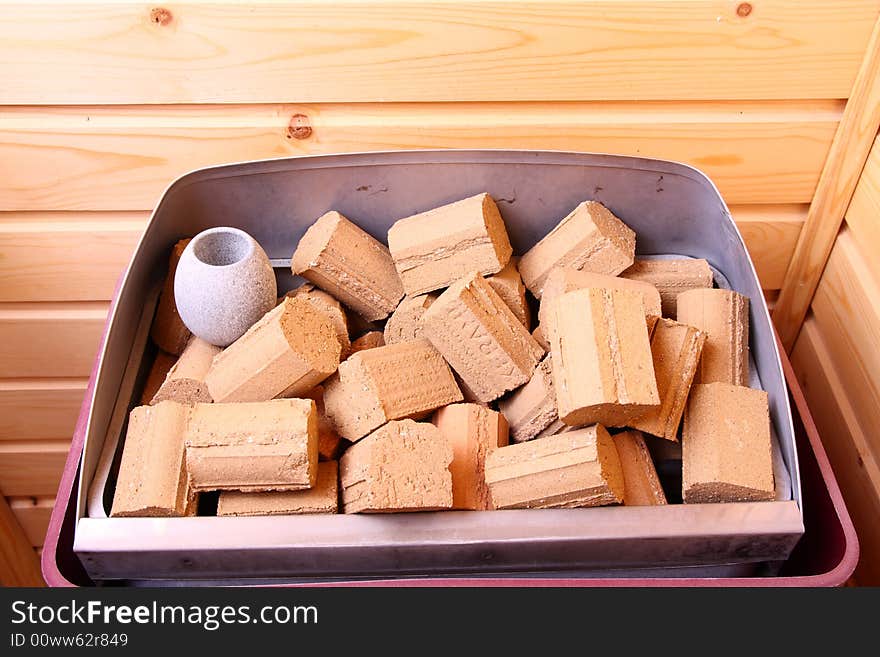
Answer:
791;318;880;585
0;439;69;497
0;101;840;211
0;494;43;585
809;229;880;455
8;496;54;547
774;16;880;350
0;213;143;301
0;302;108;378
731;204;805;289
844;134;880;282
1;1;875;104
0;379;88;441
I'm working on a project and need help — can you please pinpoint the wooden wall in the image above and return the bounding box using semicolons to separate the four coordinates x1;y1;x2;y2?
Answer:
0;0;878;583
791;132;880;585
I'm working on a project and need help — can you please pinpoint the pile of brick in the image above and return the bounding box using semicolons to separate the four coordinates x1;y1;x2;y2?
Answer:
114;194;774;518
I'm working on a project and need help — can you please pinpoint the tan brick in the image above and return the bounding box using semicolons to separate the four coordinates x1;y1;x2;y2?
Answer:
422;272;543;403
498;356;559;443
285;283;351;358
323;339;462;441
140;350;177;405
339;419;453;513
676;288;749;386
484;425;624;509
433;403;509;510
150;239;192;355
110;401;192;517
621;258;713;317
387;193;513;295
151;336;220;405
518;201;635;298
383;293;436;345
350;331;385;354
683;383;774;503
291;210;404;321
487;258;531;328
537;267;661;330
548;288;659;427
205;297;341;403
302;385;344;461
531;325;550;352
614;430;667;506
217;461;338;516
630;319;706;441
185;398;318;493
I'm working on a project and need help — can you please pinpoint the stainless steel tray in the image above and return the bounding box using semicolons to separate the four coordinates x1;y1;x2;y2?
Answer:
73;150;803;582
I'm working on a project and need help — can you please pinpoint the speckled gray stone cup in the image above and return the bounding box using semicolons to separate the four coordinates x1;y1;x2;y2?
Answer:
174;227;277;347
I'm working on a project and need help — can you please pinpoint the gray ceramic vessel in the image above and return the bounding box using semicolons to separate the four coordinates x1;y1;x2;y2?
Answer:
174;226;277;346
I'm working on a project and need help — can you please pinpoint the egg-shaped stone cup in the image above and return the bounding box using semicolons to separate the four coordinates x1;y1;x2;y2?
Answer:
174;227;277;347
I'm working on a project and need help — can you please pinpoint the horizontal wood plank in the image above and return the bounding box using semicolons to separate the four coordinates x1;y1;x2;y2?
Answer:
0;101;840;211
0;213;143;301
791;318;880;585
844;134;880;282
0;302;108;378
809;229;880;455
731;204;805;289
0;1;876;104
0;440;69;497
0;379;88;441
8;496;54;547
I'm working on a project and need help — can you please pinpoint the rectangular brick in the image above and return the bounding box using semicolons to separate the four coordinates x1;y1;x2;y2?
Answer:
497;355;559;443
422;271;543;402
518;201;635;298
538;267;661;330
291;210;404;321
621;258;713;317
110;401;192;517
683;383;774;503
433;403;508;510
388;193;513;295
217;461;338;516
323;339;462;441
676;288;749;386
383;293;436;345
185;398;318;493
548;288;659;427
150;238;192;355
349;331;385;354
630;319;706;441
484;425;624;509
339;419;452;513
205;297;341;403
139;350;176;405
151;336;220;405
284;283;351;358
486;258;531;328
614;430;667;506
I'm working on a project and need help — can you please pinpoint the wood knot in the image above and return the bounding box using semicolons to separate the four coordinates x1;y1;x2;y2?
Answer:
736;3;752;17
287;114;313;140
150;7;173;26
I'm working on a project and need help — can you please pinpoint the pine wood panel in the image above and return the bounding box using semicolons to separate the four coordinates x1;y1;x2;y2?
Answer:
774;16;880;350
791;318;880;585
809;229;880;456
0;302;108;378
731;204;805;289
0;440;70;496
8;496;54;547
0;494;43;585
844;134;880;283
0;379;88;441
0;101;840;211
0;213;143;301
1;2;876;105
